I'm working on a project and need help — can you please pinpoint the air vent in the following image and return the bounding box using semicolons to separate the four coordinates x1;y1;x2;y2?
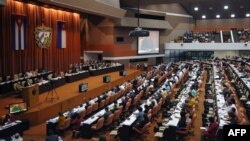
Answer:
135;13;165;20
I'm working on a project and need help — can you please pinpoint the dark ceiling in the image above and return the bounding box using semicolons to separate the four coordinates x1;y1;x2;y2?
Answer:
120;0;250;19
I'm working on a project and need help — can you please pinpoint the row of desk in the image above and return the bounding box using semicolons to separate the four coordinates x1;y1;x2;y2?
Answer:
89;65;124;76
229;64;250;97
65;71;90;83
118;64;189;141
213;66;231;128
0;71;52;95
158;67;196;141
0;65;124;95
47;85;127;136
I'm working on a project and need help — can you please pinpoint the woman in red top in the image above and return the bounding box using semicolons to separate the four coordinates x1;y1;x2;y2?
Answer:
71;114;84;130
202;117;219;138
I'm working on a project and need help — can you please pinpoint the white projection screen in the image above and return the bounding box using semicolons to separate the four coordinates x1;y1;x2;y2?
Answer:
138;30;159;54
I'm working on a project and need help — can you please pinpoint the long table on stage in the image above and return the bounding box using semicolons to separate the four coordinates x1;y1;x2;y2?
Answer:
0;72;52;95
65;71;90;83
89;65;124;76
39;78;66;94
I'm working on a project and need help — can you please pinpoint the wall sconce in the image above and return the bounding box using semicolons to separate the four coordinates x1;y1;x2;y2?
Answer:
181;43;183;46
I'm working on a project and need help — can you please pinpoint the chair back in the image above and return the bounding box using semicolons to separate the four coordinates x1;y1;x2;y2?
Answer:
0;76;2;82
141;122;151;133
63;118;71;129
99;100;105;108
124;101;131;112
191;113;197;128
96;117;104;130
152;105;158;116
132;96;139;106
86;105;93;116
92;103;99;112
79;109;86;118
147;113;152;121
109;95;115;103
105;97;110;106
113;109;121;121
105;113;114;126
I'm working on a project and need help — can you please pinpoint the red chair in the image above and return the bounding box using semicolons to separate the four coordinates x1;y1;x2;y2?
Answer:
91;117;104;131
79;109;86;118
132;122;151;140
99;100;105;109
123;101;131;113
104;114;114;126
113;109;122;121
105;97;110;106
86;105;93;116
92;103;99;112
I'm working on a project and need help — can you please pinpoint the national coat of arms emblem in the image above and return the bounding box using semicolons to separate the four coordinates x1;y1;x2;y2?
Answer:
35;26;52;48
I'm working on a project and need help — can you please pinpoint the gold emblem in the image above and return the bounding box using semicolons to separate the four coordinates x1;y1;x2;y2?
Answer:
35;26;52;48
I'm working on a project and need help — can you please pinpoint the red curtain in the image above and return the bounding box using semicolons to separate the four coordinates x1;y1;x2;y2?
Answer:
0;0;81;76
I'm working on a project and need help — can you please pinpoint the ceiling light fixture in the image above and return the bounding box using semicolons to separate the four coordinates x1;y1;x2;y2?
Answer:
231;14;235;18
202;15;206;19
194;7;198;11
224;5;229;10
246;13;250;17
216;14;220;18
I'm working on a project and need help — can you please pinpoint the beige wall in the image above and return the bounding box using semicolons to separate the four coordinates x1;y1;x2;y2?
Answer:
114;3;194;56
82;3;194;58
140;3;189;14
96;0;120;8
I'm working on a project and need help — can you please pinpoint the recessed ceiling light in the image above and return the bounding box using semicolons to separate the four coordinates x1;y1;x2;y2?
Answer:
216;14;220;18
224;5;229;10
246;13;250;17
240;5;244;9
231;14;235;18
194;7;199;11
209;7;213;10
202;15;206;19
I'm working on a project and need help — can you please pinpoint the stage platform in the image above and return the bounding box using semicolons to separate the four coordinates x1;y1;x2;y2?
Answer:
0;69;141;125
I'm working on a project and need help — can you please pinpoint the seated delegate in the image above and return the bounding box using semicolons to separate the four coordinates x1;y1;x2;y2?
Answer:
202;117;219;139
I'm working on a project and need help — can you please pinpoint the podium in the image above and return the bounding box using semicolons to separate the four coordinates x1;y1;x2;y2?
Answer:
22;84;39;107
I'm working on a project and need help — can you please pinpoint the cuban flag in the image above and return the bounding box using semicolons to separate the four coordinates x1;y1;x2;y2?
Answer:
57;21;66;48
12;15;26;50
